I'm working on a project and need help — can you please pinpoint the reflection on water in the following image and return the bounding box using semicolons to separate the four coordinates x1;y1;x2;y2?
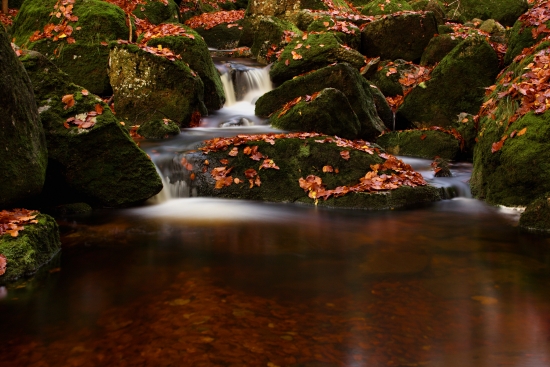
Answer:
1;196;550;366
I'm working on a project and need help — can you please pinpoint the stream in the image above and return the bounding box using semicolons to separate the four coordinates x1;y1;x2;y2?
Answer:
1;59;550;367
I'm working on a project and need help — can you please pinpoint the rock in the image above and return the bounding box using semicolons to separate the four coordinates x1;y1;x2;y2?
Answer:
361;0;413;16
409;0;446;25
192;21;244;50
396;36;499;129
256;63;386;140
246;0;352;19
133;0;180;24
109;43;208;127
520;195;550;232
376;129;462;160
0;214;60;284
444;0;528;27
420;33;462;66
306;15;361;50
138;118;180;139
48;202;93;216
269;88;362;139
21;50;163;207
505;3;550;65
369;59;427;97
184;133;441;209
369;85;394;131
145;28;225;110
250;16;302;64
270;32;367;84
11;0;130;95
471;40;550;206
360;12;438;62
0;28;48;207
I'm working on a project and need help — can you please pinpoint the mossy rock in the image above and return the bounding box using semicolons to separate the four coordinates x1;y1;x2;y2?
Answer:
0;28;48;207
145;30;225;110
376;129;461;160
109;43;208;127
0;214;60;284
519;195;550;232
21;50;163;207
11;0;130;95
48;202;93;216
360;11;438;62
246;0;351;18
444;0;528;27
133;0;180;24
306;15;361;50
420;33;462;66
193;21;244;50
369;84;394;131
396;36;499;129
361;0;413;16
185;135;440;209
270;32;367;84
256;63;386;140
251;16;302;64
368;59;424;97
505;7;550;65
269;88;361;139
409;0;446;24
138;118;180;139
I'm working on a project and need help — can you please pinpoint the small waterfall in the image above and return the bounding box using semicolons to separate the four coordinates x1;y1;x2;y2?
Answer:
221;63;273;106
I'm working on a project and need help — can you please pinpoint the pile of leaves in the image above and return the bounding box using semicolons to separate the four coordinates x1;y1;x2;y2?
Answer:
199;132;426;203
383;62;434;111
184;10;244;30
0;209;38;238
273;91;321;118
515;0;550;38
60;90;105;130
0;8;17;27
477;34;550;153
29;0;79;44
444;22;507;63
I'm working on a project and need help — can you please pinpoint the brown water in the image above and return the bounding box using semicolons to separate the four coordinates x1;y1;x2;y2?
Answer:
1;194;550;367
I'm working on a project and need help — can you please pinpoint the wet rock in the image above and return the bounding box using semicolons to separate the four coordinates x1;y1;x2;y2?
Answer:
251;16;302;65
0;28;48;207
471;40;550;207
396;36;499;129
109;43;207;127
138;118;180;139
145;29;226;110
270;32;367;84
186;134;441;209
520;195;550;232
256;63;386;140
22;51;163;207
359;251;429;275
361;0;413;16
444;0;528;27
376;129;462;160
132;0;180;24
269;88;362;139
192;20;244;50
11;0;130;95
219;117;253;128
360;12;438;62
0;214;60;284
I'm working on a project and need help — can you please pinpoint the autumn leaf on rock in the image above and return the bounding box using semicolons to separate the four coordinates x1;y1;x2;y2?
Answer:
322;165;334;173
0;254;6;276
228;147;239;157
95;103;103;115
62;94;75;109
340;151;350;160
517;127;527;136
291;50;302;60
259;159;280;170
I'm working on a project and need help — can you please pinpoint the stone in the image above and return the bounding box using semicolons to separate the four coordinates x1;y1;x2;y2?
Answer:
138;118;180;139
376;129;462;160
444;0;528;27
0;28;47;207
520;195;550;232
250;16;302;65
132;0;180;24
361;0;413;16
420;33;462;66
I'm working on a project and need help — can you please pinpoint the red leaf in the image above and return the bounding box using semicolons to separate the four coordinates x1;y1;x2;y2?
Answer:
340;151;350;160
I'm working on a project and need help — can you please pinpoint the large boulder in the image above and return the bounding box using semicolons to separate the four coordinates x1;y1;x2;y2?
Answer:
0;29;47;207
183;133;441;209
306;15;361;50
246;0;352;19
360;12;438;62
109;43;208;127
11;0;130;95
519;194;550;232
270;32;367;84
21;50;163;207
396;36;499;129
185;10;245;50
420;33;462;66
256;63;387;140
269;88;362;139
471;40;550;207
376;129;463;160
132;0;181;24
143;25;225;110
0;212;60;283
361;0;413;16
251;16;302;64
444;0;528;27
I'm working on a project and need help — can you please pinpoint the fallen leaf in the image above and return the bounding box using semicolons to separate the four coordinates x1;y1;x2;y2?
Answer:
61;94;75;109
517;127;527;136
340;151;350;160
0;254;6;276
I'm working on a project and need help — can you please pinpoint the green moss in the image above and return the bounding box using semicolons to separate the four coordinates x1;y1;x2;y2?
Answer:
194;21;243;49
146;31;225;110
251;16;302;64
519;195;550;231
360;12;438;62
396;36;499;128
270;88;361;139
138;118;180;139
376;130;461;160
189;136;440;209
0;29;48;207
444;0;528;27
0;214;61;284
306;15;361;49
420;33;462;66
257;63;386;140
270;32;366;84
361;0;413;16
132;0;180;24
505;17;550;65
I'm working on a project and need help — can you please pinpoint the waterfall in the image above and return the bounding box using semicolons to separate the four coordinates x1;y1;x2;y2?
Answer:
220;64;273;106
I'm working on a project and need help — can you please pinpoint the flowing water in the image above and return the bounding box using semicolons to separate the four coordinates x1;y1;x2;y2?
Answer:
1;60;550;367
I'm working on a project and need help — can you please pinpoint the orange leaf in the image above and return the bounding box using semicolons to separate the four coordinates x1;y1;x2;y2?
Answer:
228;147;238;156
81;89;89;96
322;165;334;173
61;94;75;109
95;103;103;115
517;127;527;136
340;151;350;160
